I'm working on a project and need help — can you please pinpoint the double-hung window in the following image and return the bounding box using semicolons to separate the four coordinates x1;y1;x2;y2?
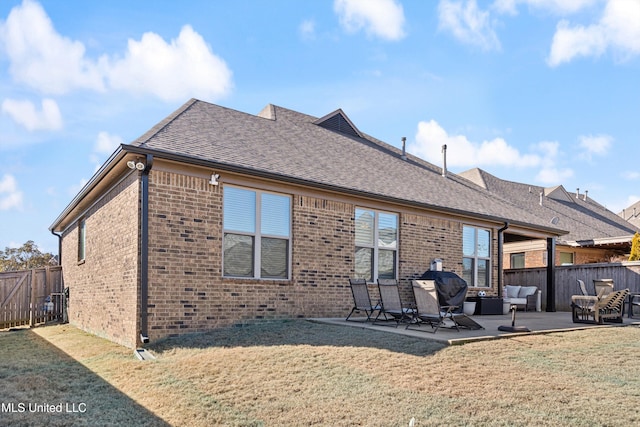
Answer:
223;186;291;279
462;225;491;287
354;208;398;281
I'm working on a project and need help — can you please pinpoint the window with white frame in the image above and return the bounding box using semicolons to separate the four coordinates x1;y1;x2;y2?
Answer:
354;208;398;281
223;186;291;279
462;225;491;287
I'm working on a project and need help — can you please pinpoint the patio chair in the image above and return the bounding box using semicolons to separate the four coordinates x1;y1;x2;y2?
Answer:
346;278;381;322
571;279;598;323
373;279;415;327
572;288;629;324
406;280;483;333
594;279;614;299
576;279;592;297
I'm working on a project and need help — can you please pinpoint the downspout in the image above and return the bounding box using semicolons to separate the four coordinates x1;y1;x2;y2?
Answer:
497;222;509;298
50;230;62;265
140;154;153;344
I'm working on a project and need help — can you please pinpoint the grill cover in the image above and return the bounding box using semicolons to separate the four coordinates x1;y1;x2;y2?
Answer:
419;270;468;313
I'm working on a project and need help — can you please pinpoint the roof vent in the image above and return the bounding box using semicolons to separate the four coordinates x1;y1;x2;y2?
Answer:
441;144;447;177
314;110;362;138
401;137;407;160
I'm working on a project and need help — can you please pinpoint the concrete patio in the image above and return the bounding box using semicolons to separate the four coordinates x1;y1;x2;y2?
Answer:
313;311;640;345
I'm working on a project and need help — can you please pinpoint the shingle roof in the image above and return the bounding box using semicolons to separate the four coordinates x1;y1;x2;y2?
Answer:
620;200;640;229
127;99;565;235
459;168;640;245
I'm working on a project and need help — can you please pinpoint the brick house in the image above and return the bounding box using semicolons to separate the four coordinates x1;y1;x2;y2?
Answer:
459;168;640;269
50;99;566;348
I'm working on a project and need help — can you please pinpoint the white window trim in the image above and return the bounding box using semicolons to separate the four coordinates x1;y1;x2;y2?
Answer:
223;186;292;280
463;225;492;287
355;207;398;282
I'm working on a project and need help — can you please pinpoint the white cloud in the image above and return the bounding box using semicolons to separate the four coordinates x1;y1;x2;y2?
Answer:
299;19;316;40
104;25;233;102
0;0;105;94
91;131;124;170
0;1;233;102
410;119;540;168
493;0;599;15
578;134;612;158
1;98;62;131
334;0;406;41
548;0;640;66
622;171;640;181
535;166;574;184
438;0;501;51
0;174;24;211
94;131;123;155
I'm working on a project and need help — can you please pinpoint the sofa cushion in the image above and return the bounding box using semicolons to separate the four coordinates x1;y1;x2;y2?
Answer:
518;286;538;298
505;285;521;299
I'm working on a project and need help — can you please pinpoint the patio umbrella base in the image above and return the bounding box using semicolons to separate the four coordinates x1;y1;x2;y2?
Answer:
498;304;531;332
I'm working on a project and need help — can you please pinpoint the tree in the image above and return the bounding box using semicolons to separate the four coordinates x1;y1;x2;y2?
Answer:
629;233;640;262
0;241;56;272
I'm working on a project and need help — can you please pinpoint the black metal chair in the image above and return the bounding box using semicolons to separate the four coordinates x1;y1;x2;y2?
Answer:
373;279;415;327
346;278;381;322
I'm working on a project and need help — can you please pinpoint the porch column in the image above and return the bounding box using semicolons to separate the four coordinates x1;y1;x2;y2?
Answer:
546;237;556;312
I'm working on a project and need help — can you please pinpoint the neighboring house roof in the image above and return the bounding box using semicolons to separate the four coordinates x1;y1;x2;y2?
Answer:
51;99;566;237
459;168;640;247
619;200;640;230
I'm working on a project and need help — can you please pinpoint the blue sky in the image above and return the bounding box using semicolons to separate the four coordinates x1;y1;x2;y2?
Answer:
1;0;639;254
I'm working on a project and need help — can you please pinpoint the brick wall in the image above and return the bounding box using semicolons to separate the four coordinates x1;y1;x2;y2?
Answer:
144;167;494;341
61;172;140;348
61;163;503;346
146;172;357;340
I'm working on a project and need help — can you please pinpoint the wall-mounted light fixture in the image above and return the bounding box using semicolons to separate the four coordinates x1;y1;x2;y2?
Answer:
127;160;146;170
209;173;220;186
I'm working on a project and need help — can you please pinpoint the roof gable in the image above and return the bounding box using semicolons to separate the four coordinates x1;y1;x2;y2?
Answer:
313;109;363;139
544;185;574;203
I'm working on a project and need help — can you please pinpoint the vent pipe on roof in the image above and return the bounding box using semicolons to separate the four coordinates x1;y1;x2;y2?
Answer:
441;144;447;177
583;190;588;201
401;137;407;160
576;188;580;198
539;191;543;206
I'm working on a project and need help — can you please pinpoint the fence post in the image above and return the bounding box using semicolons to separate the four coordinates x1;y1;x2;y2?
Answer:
29;269;35;327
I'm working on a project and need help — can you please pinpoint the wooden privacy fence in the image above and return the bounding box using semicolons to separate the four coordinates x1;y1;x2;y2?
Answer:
504;261;640;312
0;266;65;329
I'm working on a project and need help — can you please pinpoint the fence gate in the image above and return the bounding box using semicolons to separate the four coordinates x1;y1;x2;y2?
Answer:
0;266;64;329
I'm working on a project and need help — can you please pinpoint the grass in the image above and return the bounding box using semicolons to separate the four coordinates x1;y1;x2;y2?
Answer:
2;321;640;426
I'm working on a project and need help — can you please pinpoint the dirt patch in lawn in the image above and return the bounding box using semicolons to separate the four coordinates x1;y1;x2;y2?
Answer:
2;321;640;426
